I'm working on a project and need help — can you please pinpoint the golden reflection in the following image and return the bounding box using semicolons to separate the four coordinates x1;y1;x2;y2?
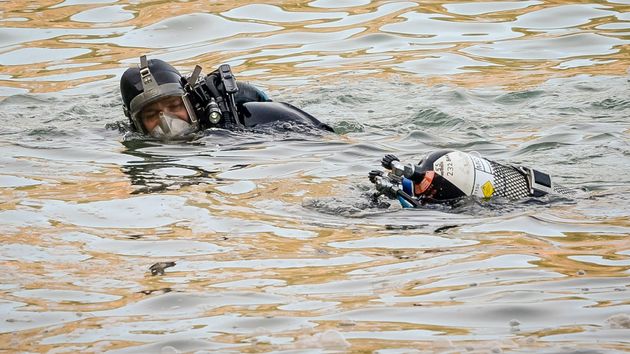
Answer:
1;0;628;94
2;163;627;353
1;1;629;352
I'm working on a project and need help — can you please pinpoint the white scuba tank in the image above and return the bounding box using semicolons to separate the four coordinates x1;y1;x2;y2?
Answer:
379;149;575;206
376;149;576;207
408;149;574;203
431;150;497;198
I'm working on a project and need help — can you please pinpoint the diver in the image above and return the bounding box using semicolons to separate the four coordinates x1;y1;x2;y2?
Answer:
368;150;575;207
120;55;333;138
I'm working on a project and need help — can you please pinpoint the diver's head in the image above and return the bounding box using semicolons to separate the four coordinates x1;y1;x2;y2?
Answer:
120;56;198;138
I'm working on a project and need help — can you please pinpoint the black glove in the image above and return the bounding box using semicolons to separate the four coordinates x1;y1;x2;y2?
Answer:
381;154;399;169
368;170;383;183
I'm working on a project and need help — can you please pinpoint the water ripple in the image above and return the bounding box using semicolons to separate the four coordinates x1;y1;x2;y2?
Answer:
1;1;629;352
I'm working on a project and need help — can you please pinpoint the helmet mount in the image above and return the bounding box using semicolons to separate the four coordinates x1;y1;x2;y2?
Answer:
139;55;159;96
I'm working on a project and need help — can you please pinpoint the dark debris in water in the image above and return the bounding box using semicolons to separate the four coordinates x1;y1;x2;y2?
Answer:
423;249;449;254
433;224;459;233
384;224;426;230
149;261;176;276
139;288;173;296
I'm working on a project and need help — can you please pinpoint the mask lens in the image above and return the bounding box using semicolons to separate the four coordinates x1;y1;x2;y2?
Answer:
138;95;195;137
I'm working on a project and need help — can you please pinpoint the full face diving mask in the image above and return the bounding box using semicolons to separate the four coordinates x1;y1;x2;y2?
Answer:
126;56;199;136
149;112;196;139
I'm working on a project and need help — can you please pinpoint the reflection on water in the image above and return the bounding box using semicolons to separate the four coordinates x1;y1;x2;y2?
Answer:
1;1;630;353
1;1;629;93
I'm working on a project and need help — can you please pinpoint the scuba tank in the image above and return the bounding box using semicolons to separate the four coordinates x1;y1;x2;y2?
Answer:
369;150;574;207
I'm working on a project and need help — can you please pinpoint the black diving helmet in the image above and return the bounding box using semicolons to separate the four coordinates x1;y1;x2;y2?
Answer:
120;56;199;138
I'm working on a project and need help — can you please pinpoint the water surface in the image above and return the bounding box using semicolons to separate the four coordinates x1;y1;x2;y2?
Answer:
1;1;629;353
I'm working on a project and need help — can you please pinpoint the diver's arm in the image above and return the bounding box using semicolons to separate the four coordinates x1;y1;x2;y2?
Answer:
235;81;335;133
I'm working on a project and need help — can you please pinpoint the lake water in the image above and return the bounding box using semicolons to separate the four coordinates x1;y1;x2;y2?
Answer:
1;1;629;353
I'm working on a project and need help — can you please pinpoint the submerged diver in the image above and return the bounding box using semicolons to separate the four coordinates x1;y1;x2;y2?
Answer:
369;150;575;207
120;55;333;138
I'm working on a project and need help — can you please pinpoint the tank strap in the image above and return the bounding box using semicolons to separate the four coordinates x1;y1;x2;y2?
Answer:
515;166;553;197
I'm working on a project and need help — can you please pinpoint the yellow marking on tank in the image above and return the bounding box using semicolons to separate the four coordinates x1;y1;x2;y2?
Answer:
481;181;495;198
